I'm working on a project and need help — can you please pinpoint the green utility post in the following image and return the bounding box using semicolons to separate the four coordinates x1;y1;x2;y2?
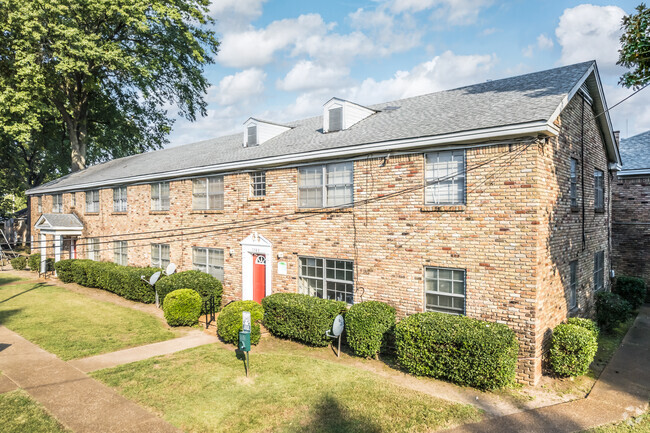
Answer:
239;311;252;376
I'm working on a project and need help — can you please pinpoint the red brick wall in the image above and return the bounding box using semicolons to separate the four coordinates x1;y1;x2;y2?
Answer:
612;175;650;284
30;93;612;385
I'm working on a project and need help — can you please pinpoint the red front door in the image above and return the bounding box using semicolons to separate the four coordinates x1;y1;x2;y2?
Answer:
252;254;266;303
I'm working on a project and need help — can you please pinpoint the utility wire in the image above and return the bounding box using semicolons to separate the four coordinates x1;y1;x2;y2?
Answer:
594;82;650;119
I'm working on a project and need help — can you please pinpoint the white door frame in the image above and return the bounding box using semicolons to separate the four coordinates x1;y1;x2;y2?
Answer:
240;232;273;301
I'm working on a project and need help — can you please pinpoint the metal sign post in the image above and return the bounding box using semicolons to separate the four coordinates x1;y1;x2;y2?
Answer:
239;311;252;376
141;271;161;308
326;314;345;358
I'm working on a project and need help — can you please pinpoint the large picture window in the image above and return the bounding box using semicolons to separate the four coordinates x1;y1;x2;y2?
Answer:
192;247;224;281
424;267;465;314
113;241;128;266
193;176;224;210
86;190;100;213
151;243;170;269
151;182;170;211
299;257;354;304
113;187;127;212
425;150;465;205
298;162;353;208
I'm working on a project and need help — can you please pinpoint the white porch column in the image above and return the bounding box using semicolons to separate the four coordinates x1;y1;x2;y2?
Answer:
40;233;46;273
54;235;61;263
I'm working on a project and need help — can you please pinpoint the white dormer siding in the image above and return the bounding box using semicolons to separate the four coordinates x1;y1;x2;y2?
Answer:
323;98;376;133
243;118;291;147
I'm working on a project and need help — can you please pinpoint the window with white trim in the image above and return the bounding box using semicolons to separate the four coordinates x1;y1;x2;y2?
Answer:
425;150;465;205
594;169;604;211
247;125;258;146
328;107;343;132
192;247;224;281
192;176;224;210
594;251;605;291
250;172;266;198
569;260;578;309
570;158;578;208
299;257;354;304
298;162;353;208
86;190;100;213
37;196;42;213
113;240;128;266
87;238;99;261
151;182;170;211
52;194;62;213
113;187;127;212
425;267;465;315
151;243;170;269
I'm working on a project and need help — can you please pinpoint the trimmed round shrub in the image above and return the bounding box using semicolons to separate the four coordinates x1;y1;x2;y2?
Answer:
217;300;264;345
54;259;75;282
596;292;631;332
10;256;27;270
28;253;40;271
567;317;599;338
394;312;519;390
549;323;598;377
163;289;202;326
345;301;396;358
262;293;347;347
614;276;647;310
156;270;223;312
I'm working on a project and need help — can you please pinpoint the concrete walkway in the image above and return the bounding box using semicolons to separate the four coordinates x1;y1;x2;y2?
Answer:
69;329;218;373
445;304;650;433
0;326;181;433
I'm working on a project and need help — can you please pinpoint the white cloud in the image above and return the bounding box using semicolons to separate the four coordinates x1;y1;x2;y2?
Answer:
348;8;422;55
210;68;266;106
208;0;267;31
555;4;626;75
537;34;554;50
387;0;493;25
277;61;350;92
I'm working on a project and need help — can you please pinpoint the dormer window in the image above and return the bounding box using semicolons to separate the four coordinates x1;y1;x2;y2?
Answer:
323;98;375;133
247;125;258;147
328;107;343;132
243;118;291;147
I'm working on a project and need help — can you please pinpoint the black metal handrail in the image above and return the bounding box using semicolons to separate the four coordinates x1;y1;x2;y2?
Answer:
38;259;54;278
202;295;216;328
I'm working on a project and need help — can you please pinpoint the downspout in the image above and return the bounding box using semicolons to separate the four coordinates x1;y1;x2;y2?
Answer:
581;94;586;251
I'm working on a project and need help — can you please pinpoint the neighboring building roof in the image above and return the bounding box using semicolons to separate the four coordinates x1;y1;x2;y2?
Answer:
619;130;650;175
34;214;84;230
27;60;619;195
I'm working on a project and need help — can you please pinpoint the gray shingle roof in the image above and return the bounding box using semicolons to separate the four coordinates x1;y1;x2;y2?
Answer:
28;61;596;194
619;130;650;172
35;214;84;229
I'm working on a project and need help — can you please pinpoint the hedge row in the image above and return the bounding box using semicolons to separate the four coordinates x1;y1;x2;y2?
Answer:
614;276;647;309
595;292;631;332
27;253;53;272
345;301;395;358
155;270;223;313
262;293;347;347
394;312;519;390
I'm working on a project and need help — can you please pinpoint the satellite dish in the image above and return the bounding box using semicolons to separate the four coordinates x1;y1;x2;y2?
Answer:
166;263;176;275
331;315;344;337
149;271;161;286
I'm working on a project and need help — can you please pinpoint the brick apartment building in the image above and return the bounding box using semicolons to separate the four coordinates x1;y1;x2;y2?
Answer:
612;131;650;284
26;61;620;385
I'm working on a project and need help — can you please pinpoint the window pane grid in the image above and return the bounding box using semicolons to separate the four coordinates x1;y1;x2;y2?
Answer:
594;170;604;210
52;195;62;213
113;241;127;266
593;251;604;291
298;163;353;208
425;151;465;205
192;247;224;281
193;177;224;210
250;172;266;197
299;257;354;304
86;190;99;213
151;183;170;211
87;238;99;261
113;187;127;212
569;261;578;309
570;159;578;207
151;243;170;269
425;267;465;314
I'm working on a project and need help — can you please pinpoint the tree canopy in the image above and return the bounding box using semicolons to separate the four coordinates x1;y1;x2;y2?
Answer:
618;3;650;88
0;0;219;176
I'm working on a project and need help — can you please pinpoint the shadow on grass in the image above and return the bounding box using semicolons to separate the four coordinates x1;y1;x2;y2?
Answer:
0;309;22;326
0;276;23;286
0;284;46;304
284;395;381;433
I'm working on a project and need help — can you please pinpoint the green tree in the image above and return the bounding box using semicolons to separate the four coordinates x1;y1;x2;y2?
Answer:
0;0;219;172
618;3;650;88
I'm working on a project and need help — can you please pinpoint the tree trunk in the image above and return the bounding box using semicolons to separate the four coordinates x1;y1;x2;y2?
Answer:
70;127;86;172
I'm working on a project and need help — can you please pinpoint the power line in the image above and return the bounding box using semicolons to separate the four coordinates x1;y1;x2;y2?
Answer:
595;81;650;119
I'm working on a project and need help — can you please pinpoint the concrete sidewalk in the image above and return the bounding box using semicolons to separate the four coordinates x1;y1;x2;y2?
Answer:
445;304;650;433
69;329;218;373
0;326;181;433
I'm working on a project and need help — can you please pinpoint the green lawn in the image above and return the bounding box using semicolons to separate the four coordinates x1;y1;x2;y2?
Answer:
92;344;482;433
590;314;637;378
0;277;176;360
0;390;68;433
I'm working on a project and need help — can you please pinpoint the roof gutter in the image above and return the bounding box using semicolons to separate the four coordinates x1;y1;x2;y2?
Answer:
26;120;557;195
617;168;650;176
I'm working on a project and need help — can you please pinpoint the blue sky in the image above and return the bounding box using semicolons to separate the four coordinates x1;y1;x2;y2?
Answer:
168;0;646;147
